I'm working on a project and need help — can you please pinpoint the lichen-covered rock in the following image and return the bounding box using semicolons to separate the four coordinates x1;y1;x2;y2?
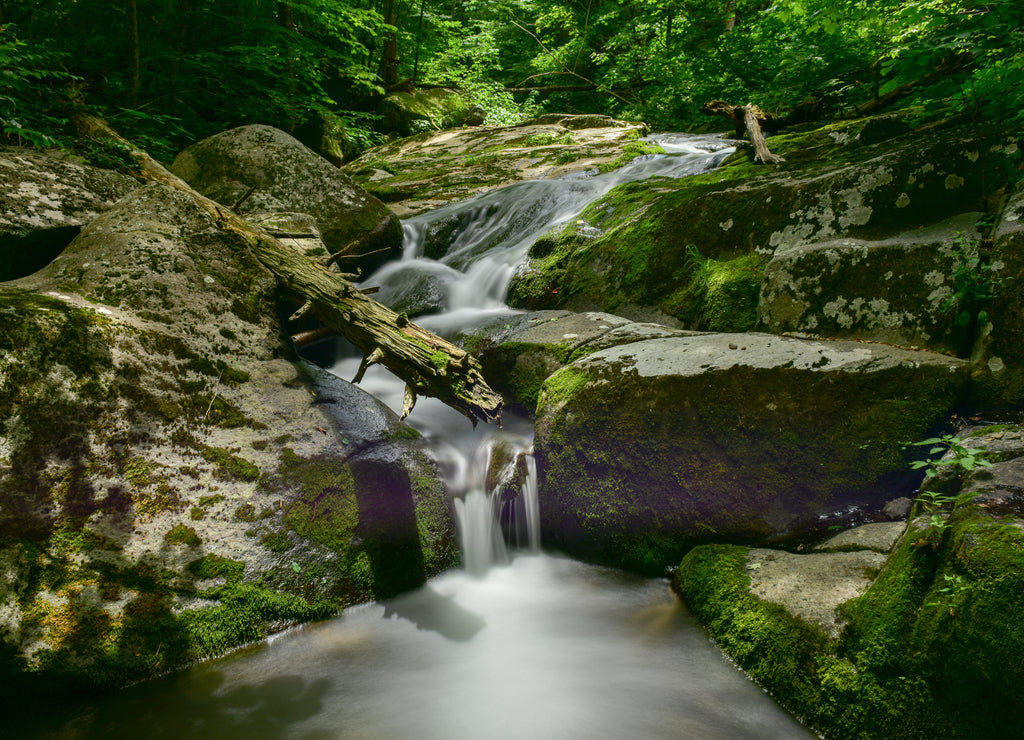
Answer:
507;121;1019;330
0;183;454;702
758;213;985;355
675;424;1024;740
0;147;139;281
170;125;402;274
535;332;969;574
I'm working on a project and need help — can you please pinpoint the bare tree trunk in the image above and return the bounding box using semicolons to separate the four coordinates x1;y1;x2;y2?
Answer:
700;100;784;164
71;111;504;426
127;0;141;107
379;0;400;88
743;103;784;164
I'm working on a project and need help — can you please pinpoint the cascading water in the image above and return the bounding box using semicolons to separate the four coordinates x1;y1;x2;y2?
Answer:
331;133;737;571
13;135;820;740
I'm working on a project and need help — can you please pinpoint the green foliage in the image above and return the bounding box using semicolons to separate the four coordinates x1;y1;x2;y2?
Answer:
0;26;77;148
908;434;993;478
941;232;1000;329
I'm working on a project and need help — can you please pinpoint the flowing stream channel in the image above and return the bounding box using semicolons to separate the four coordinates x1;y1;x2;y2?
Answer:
15;135;819;739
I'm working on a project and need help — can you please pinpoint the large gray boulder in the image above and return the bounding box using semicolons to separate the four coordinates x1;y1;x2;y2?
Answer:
1;182;454;695
0;147;139;281
535;332;969;574
758;213;985;355
171;125;402;274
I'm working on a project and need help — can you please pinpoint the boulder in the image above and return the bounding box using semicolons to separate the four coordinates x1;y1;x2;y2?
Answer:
0;183;454;700
0;147;139;281
758;213;985;355
170;125;402;275
675;422;1024;740
467;311;693;415
507;121;1020;331
535;332;969;574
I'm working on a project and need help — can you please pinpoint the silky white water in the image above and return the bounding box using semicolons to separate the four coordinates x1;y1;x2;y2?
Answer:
11;135;818;739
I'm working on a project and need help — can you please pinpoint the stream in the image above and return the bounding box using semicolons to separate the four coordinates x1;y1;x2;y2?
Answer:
12;135;818;739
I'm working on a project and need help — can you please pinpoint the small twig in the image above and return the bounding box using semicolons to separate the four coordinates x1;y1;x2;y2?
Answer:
203;368;226;419
231;185;258;211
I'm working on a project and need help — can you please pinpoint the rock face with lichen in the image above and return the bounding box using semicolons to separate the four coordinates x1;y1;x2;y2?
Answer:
674;424;1024;740
0;182;454;700
0;147;140;282
758;213;985;355
171;124;403;275
507;118;1020;334
534;332;969;574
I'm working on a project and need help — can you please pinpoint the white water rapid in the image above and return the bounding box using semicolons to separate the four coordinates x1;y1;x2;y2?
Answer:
12;135;819;740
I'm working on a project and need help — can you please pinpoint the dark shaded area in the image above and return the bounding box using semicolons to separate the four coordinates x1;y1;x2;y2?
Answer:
383;585;486;642
7;670;333;740
0;227;81;282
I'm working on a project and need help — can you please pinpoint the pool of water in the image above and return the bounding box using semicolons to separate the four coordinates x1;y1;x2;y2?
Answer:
14;555;817;740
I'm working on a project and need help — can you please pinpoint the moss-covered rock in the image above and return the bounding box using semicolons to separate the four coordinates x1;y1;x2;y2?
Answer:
0;146;140;282
0;183;455;705
170;124;402;274
675;431;1024;740
535;332;969;574
507;121;1019;330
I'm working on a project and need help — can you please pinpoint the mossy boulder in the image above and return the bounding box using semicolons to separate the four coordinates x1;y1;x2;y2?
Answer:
0;147;139;282
758;213;986;355
534;332;969;574
507;122;1019;330
170;124;402;274
675;425;1024;740
0;183;455;704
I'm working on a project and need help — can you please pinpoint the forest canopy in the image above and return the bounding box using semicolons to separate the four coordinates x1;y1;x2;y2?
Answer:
2;0;1023;159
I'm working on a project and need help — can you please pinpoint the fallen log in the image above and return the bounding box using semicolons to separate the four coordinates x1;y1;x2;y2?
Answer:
71;112;504;426
700;101;784;164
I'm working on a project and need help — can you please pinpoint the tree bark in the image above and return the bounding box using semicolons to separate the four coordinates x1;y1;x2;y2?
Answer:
701;100;784;164
71;111;504;426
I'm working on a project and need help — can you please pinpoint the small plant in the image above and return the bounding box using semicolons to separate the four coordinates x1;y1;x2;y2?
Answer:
941;232;1000;329
908;433;993;478
927;573;968;608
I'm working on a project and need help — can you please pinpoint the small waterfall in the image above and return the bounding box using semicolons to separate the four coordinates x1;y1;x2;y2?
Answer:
452;434;539;576
336;134;736;577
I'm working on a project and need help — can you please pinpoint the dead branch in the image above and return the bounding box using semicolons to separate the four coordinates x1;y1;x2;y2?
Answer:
70;111;504;426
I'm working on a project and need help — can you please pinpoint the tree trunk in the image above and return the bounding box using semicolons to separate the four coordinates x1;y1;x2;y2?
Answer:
379;0;400;88
127;0;141;107
71;111;504;426
700;100;784;164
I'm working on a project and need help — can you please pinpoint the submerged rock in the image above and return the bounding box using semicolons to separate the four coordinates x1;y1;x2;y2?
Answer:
535;332;969;574
0;183;454;700
171;124;402;275
0;147;139;282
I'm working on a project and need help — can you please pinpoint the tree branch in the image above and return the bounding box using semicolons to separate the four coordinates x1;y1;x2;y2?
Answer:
70;111;504;426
